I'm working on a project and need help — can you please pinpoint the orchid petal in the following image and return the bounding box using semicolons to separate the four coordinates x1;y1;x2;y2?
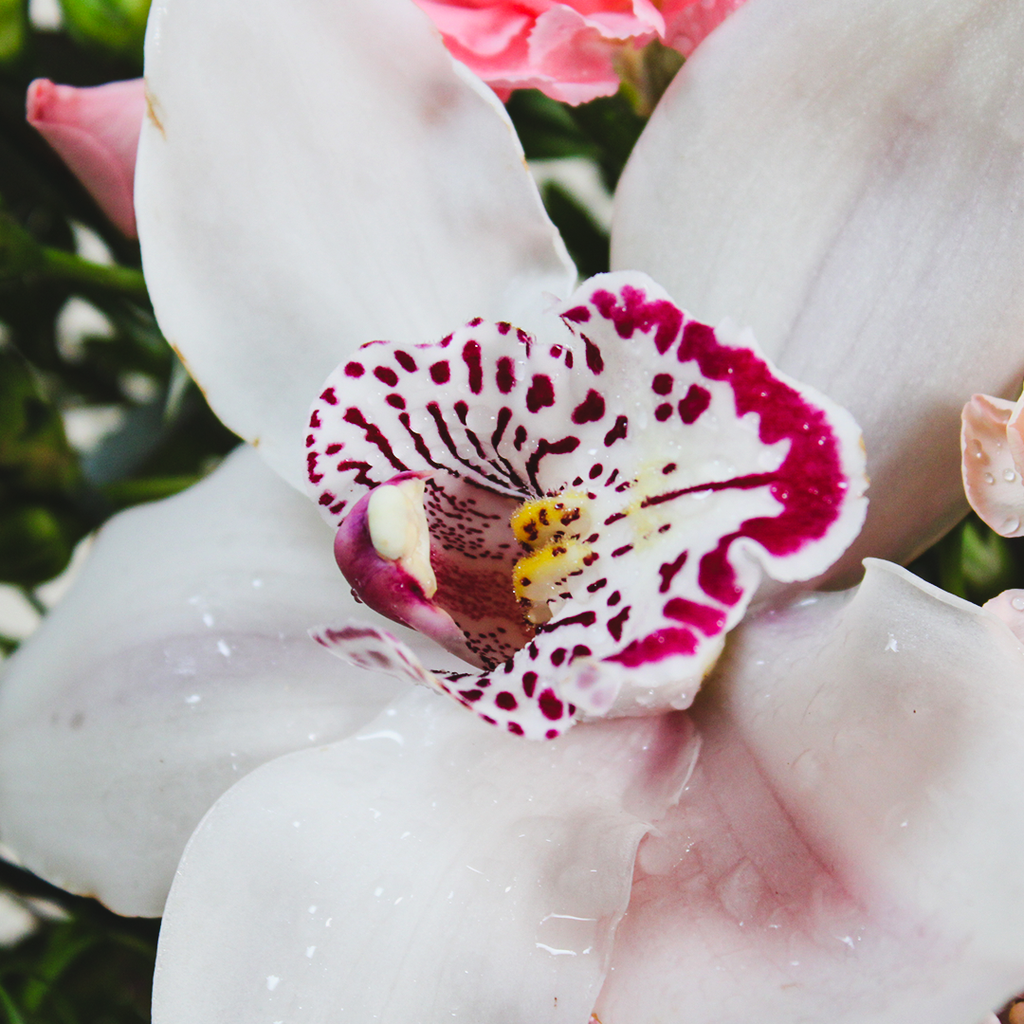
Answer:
596;560;1024;1023
306;272;866;737
26;78;144;237
961;393;1024;537
135;0;574;491
0;448;446;916
613;0;1024;581
152;690;701;1024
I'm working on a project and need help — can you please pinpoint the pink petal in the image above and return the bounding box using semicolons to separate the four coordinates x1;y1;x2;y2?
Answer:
26;78;145;238
961;393;1024;537
660;0;747;55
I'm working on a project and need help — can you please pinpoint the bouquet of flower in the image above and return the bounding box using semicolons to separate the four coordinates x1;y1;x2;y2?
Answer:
3;1;1024;1022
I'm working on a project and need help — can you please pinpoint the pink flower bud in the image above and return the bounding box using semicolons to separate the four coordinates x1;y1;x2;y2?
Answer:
26;78;146;238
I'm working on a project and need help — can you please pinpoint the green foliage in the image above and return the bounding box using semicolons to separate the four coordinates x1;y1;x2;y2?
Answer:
58;0;150;62
0;1;26;67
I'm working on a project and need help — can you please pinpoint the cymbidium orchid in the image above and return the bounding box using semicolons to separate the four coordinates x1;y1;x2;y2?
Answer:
4;1;1024;1024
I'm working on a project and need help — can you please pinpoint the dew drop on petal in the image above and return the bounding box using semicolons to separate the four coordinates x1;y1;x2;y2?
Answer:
1004;517;1021;534
1011;597;1024;612
1004;468;1017;482
983;472;996;485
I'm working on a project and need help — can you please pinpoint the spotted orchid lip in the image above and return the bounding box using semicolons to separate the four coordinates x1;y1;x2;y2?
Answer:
305;271;868;739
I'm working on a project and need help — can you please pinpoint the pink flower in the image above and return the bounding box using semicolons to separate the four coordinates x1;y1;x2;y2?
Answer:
412;0;744;103
26;78;146;238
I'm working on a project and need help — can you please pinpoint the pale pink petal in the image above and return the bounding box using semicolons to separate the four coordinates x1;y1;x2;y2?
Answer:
597;560;1024;1023
961;393;1024;537
26;78;144;237
305;272;866;737
135;0;574;490
0;448;436;916
614;0;1024;582
982;589;1024;644
152;692;701;1024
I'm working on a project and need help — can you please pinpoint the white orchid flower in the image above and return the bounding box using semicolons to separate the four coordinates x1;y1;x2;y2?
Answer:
3;0;1024;1022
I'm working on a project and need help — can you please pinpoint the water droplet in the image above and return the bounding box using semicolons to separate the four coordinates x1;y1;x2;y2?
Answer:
984;472;996;485
1005;518;1021;534
971;438;985;458
1005;468;1018;482
1011;597;1024;612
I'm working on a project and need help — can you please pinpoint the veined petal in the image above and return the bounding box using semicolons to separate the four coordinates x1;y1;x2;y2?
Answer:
614;0;1024;580
961;393;1024;537
135;0;574;491
152;690;701;1024
597;561;1024;1023
0;448;456;916
306;272;865;737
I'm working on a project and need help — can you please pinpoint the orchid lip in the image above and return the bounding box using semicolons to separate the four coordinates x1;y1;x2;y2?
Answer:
306;271;868;739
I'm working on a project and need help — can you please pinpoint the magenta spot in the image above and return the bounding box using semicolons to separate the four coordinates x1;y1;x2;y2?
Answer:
612;544;633;557
326;443;342;455
496;692;518;711
395;350;417;372
583;335;604;374
343;364;363;379
538;689;564;720
591;285;682;354
587;578;607;593
430;361;450;384
608;627;697;666
655;403;673;422
522;671;538;697
607;590;621;606
468;317;484;327
386;394;405;409
526;375;555;413
652;373;673;395
563;305;591;324
318;492;334;506
508;722;524;736
460;690;483;703
664;597;726;635
678;384;711;424
309;410;321;428
496;356;516;394
571;644;591;659
546;729;559;739
305;434;314;447
514;425;527;450
658;550;688;593
608;607;630;641
603;415;628;447
572;390;605;424
374;366;399;387
551;649;567;666
320;387;338;405
497;322;512;335
662;463;677;475
589;463;603;479
463;340;483;394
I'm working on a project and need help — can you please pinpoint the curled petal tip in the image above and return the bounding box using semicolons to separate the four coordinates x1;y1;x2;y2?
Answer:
26;77;145;237
961;393;1024;537
333;474;480;667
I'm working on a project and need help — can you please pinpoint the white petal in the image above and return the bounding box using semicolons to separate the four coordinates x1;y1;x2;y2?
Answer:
0;448;430;916
614;0;1024;580
961;393;1024;536
136;0;575;490
597;560;1024;1023
152;690;700;1024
